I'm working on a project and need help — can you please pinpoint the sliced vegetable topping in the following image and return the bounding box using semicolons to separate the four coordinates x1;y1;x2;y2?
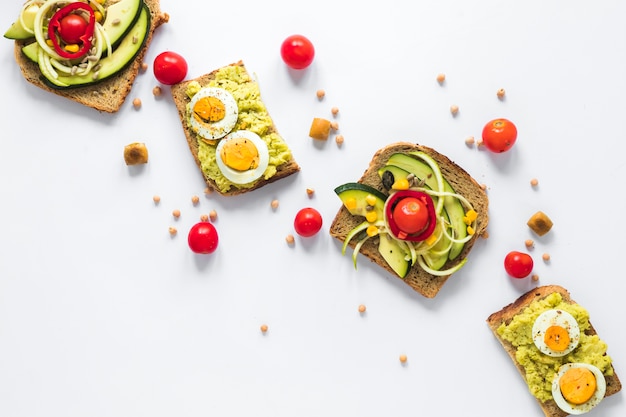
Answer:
47;2;96;60
385;190;436;241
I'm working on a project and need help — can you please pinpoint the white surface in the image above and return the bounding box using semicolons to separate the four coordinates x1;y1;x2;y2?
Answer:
1;0;625;416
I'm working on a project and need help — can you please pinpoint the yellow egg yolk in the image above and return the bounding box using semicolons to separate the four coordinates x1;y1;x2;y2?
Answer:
544;325;571;352
559;367;597;405
220;138;259;171
193;96;226;123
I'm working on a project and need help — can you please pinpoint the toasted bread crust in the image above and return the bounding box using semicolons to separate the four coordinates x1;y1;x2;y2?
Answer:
487;285;622;417
169;60;300;196
328;142;489;298
12;0;167;113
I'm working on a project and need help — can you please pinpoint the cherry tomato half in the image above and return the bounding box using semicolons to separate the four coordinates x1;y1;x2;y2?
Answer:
294;207;323;237
280;34;315;70
188;222;219;254
504;251;533;278
482;118;518;153
153;51;188;85
392;197;430;235
58;14;88;44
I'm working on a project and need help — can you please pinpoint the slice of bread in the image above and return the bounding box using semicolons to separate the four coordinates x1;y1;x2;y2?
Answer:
11;0;168;113
170;60;300;196
487;285;622;417
328;142;489;298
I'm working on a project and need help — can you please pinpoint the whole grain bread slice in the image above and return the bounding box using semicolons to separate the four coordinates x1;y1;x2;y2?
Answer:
170;60;300;196
12;0;168;113
328;142;489;298
486;285;622;417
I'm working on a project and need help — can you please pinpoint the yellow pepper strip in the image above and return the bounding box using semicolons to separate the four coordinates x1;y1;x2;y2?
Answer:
463;209;478;225
366;225;379;237
344;197;357;211
425;233;438;246
392;178;410;190
64;44;80;53
365;211;378;223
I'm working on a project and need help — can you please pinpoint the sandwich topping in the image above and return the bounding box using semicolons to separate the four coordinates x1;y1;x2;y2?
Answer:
5;0;152;88
496;292;614;413
184;64;292;192
334;150;480;278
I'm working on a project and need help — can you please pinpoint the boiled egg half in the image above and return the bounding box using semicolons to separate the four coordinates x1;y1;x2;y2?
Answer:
532;309;580;357
552;362;606;415
189;87;238;140
215;130;269;185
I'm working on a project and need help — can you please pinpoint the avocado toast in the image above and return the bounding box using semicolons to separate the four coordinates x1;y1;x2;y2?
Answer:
329;142;489;298
487;285;621;417
5;0;168;112
169;60;300;196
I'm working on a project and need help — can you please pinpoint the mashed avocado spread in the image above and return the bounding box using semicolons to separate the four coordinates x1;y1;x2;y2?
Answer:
185;65;292;193
496;292;614;402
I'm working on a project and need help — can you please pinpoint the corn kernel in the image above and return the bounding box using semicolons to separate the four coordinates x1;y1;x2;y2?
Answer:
467;225;475;235
365;211;378;223
94;11;103;23
366;225;379;237
392;178;410;190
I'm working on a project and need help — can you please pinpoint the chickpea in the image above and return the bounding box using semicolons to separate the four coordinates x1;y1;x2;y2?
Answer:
152;86;162;97
285;234;295;245
525;239;534;248
450;105;459;116
331;106;339;116
335;134;345;146
153;195;161;204
271;199;279;210
172;209;181;219
260;324;268;333
132;98;142;109
530;178;539;187
209;210;218;222
168;226;177;236
497;88;506;99
399;354;408;364
316;89;325;99
191;195;200;205
436;73;446;84
465;136;475;146
358;304;366;313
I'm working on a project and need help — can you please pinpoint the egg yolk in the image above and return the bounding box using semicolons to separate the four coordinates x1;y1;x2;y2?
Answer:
193;96;226;123
220;138;259;171
559;367;597;405
544;325;571;352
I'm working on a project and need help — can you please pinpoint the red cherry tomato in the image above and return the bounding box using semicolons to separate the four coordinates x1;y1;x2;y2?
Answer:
392;197;429;234
280;34;315;70
482;118;518;153
153;51;188;85
294;207;323;237
188;222;219;254
58;14;88;44
504;251;533;278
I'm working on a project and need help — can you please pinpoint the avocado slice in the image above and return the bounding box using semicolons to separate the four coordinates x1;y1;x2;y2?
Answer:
27;4;150;89
101;0;144;51
378;233;411;278
3;3;39;40
385;152;467;260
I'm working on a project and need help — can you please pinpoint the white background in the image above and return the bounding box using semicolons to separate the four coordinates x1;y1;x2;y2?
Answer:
1;0;625;416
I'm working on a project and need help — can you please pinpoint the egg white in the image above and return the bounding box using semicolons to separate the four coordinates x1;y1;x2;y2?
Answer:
551;362;606;415
532;309;580;357
215;130;269;185
188;87;238;140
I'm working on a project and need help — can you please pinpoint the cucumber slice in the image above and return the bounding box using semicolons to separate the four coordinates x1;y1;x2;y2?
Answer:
334;182;387;220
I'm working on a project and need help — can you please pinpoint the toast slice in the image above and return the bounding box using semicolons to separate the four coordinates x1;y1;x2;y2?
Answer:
329;142;489;298
487;285;622;417
170;60;300;196
11;0;168;113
